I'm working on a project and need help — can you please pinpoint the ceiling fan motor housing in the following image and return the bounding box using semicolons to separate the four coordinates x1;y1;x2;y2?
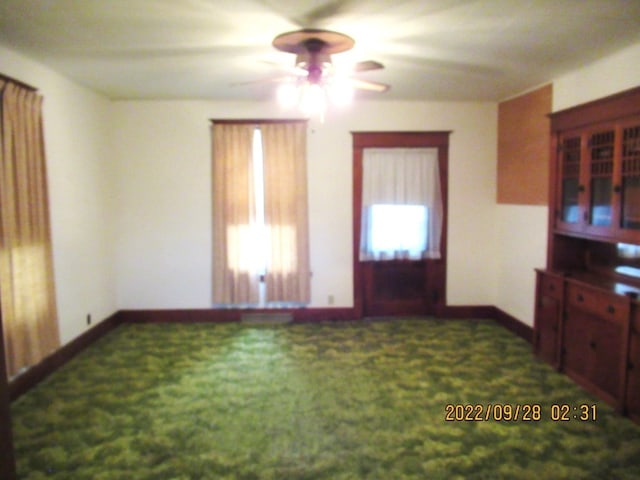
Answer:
271;28;389;93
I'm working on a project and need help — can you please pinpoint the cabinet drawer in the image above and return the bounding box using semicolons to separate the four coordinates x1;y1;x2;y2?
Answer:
540;274;563;300
566;283;629;325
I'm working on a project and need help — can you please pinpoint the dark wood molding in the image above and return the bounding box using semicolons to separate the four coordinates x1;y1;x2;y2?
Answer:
438;305;496;319
0;295;17;480
438;305;533;343
9;312;124;401
351;131;452;149
293;308;358;323
492;307;534;343
210;118;309;125
119;309;241;323
549;85;640;132
119;307;358;324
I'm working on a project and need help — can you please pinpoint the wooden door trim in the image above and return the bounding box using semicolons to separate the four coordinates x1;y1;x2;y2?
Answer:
351;131;451;318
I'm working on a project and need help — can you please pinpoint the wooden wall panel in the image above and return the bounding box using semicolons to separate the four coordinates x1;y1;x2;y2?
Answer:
498;84;552;205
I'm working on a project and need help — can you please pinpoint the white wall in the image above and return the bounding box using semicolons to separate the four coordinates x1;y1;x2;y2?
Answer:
493;40;640;327
112;100;498;310
553;42;640;111
494;205;547;325
0;45;117;344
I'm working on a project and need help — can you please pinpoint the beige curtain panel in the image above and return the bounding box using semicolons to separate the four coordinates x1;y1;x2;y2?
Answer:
211;123;259;304
0;80;60;378
261;122;310;304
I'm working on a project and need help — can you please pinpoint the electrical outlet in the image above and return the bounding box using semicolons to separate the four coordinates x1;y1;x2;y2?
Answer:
328;294;335;305
86;314;92;326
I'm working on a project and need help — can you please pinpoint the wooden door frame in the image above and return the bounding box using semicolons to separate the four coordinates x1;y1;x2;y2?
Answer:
352;131;451;319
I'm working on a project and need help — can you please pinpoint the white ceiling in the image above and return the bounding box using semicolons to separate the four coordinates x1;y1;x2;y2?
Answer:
1;0;639;102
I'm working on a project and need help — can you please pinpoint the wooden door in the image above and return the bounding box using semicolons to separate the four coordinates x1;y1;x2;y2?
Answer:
352;132;449;318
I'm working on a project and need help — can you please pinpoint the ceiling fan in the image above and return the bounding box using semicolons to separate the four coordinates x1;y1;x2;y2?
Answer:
260;28;390;117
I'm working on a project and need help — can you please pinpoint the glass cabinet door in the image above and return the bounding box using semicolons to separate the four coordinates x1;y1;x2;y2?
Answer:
621;124;640;230
559;136;581;224
588;130;614;227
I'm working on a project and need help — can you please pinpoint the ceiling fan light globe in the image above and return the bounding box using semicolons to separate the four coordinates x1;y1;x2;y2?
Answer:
300;83;326;116
277;83;298;109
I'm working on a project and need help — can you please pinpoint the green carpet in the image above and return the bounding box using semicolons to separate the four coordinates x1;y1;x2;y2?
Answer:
10;319;640;479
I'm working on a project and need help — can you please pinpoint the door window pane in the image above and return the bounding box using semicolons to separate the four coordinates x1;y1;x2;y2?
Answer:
622;125;640;230
588;130;614;227
562;178;580;223
590;177;613;226
368;204;428;259
560;136;581;224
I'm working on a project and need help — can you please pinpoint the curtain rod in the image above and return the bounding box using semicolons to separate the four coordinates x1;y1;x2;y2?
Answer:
0;72;37;92
210;118;308;125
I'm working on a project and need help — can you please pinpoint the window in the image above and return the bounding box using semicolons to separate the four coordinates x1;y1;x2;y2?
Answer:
359;147;442;261
212;120;310;306
367;204;428;259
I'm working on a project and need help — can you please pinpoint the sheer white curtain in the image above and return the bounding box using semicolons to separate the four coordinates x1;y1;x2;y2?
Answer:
360;147;442;261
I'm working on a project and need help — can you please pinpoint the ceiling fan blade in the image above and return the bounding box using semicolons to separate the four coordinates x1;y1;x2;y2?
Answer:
257;0;355;28
354;60;384;72
350;78;390;93
231;75;295;87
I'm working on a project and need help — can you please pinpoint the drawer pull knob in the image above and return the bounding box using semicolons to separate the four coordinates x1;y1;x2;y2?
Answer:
549;284;555;291
589;341;596;350
629;362;635;371
577;294;584;302
607;305;615;314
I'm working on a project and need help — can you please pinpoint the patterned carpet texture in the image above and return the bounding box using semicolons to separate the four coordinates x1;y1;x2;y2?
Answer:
11;319;640;479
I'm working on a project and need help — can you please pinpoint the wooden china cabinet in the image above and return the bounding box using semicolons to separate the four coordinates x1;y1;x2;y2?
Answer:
534;86;640;421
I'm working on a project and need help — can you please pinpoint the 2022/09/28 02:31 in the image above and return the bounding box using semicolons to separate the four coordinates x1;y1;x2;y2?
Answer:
444;403;598;422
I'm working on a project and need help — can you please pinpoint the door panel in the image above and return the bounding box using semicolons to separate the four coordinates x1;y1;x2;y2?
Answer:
589;317;624;399
536;293;561;367
362;260;429;316
562;309;591;379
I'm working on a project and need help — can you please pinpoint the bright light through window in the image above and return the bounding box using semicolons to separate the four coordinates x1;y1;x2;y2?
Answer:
617;242;640;259
616;242;640;279
369;204;428;257
252;128;268;277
